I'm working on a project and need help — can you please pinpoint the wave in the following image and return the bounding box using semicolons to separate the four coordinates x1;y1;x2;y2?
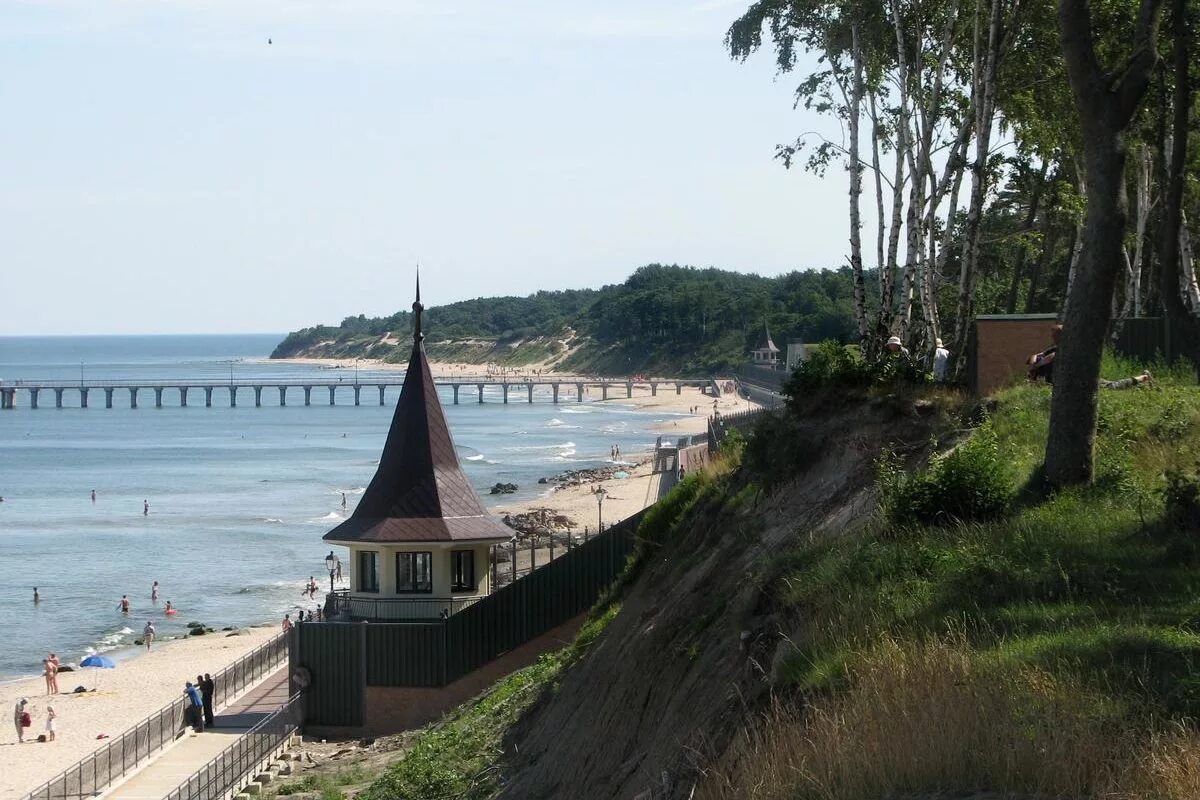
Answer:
262;517;285;524
332;487;366;495
464;454;485;461
559;406;595;414
505;441;577;452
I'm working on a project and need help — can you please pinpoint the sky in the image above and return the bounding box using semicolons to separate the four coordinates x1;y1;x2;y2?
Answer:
0;0;849;336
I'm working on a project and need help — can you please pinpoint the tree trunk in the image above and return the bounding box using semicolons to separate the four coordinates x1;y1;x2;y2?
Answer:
1181;217;1200;311
1157;0;1199;363
1005;161;1049;313
952;0;1004;376
1045;0;1165;488
1024;218;1060;312
846;23;870;343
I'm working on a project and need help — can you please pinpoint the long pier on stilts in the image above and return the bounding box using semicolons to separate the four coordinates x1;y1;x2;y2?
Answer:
0;377;714;410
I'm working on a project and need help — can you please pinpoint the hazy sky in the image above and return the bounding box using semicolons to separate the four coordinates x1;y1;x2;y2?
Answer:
1;0;847;336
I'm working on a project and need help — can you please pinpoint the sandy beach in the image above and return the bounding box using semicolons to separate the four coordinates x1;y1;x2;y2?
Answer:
0;626;279;800
489;383;757;529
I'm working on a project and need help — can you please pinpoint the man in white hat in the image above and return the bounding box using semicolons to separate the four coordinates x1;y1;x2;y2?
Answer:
885;335;910;358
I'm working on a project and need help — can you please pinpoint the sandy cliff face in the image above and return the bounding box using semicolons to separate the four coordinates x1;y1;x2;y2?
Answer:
496;398;943;800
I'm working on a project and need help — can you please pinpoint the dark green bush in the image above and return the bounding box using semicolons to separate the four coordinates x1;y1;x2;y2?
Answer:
877;425;1014;526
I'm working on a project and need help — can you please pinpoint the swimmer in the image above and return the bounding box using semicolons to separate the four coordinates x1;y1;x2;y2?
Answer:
164;600;175;615
117;595;131;613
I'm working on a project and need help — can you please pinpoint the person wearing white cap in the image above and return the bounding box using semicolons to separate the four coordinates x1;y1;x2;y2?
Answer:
885;335;910;358
933;338;951;382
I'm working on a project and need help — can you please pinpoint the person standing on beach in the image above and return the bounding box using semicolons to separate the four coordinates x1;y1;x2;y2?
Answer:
44;705;56;741
42;659;54;695
48;654;59;694
151;581;160;602
341;493;347;510
282;614;293;632
143;621;155;650
14;698;30;743
198;674;215;727
117;595;131;614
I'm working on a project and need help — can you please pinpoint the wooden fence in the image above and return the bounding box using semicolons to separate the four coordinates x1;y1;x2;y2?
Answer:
294;509;644;727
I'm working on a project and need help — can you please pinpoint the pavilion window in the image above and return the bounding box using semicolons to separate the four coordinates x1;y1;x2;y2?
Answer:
451;550;475;592
357;551;379;594
396;551;433;594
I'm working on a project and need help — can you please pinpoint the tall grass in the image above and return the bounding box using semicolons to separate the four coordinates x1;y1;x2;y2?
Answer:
704;352;1200;798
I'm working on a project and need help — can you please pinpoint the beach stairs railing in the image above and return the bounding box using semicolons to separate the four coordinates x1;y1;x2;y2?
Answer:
164;693;304;800
23;632;288;800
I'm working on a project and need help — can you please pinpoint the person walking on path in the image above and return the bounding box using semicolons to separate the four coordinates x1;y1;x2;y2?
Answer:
14;698;30;743
184;682;204;732
143;621;156;650
198;674;215;727
44;705;56;742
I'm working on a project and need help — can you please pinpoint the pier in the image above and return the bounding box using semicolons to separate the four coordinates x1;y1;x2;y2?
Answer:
0;376;712;410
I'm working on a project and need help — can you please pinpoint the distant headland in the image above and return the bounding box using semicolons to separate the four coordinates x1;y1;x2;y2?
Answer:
270;264;858;377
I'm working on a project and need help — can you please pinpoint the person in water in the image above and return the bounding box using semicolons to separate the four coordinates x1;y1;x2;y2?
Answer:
33;587;39;604
118;595;131;613
165;600;175;615
151;581;160;602
341;493;347;509
91;489;96;502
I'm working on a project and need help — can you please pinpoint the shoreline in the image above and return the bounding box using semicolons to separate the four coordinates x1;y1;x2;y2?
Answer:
0;626;280;800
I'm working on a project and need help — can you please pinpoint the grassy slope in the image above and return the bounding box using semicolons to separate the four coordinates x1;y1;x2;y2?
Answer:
706;354;1200;799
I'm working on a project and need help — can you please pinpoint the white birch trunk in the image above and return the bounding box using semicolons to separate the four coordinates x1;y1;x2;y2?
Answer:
846;23;870;342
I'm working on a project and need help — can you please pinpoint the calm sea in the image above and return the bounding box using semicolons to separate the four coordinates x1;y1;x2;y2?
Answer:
0;335;682;680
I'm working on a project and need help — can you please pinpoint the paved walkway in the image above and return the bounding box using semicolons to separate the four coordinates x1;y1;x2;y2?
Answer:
103;670;290;800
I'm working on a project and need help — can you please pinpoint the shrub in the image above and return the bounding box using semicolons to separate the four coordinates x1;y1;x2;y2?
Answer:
784;341;871;401
1163;463;1200;532
877;425;1014;526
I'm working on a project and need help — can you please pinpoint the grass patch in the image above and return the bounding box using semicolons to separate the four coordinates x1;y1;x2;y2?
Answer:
357;604;622;800
709;353;1200;797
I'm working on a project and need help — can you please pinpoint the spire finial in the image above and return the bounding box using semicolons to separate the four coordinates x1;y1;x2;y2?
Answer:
412;266;424;342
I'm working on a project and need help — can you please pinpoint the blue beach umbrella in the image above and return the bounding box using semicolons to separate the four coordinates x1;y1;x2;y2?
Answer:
80;654;116;689
80;655;115;669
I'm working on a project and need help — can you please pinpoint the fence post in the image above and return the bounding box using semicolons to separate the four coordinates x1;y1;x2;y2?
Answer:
530;538;537;572
511;539;517;583
549;535;555;561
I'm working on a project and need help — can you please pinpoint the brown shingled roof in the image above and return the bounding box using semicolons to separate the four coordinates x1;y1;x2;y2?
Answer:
324;280;514;544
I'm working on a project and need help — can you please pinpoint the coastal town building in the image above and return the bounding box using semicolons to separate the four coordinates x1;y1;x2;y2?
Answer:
749;322;780;367
323;278;512;621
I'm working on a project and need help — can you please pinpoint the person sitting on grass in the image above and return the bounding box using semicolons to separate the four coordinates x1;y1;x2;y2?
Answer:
1028;324;1153;389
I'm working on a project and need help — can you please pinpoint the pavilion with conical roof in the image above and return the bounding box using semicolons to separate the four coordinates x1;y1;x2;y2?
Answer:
324;276;513;620
749;321;780;367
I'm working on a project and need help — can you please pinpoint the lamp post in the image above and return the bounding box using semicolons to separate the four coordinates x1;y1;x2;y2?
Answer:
324;551;338;594
354;359;359;385
594;486;607;533
80;360;84;389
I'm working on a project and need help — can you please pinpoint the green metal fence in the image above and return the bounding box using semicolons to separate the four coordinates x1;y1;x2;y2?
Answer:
294;510;644;727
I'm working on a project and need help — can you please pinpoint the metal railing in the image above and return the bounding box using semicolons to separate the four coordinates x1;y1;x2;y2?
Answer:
325;591;483;621
165;693;303;800
23;633;287;800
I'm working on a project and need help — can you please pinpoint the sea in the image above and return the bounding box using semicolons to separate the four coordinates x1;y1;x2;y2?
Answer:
0;334;685;681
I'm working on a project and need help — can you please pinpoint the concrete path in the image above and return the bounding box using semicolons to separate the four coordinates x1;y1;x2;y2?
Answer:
102;670;289;800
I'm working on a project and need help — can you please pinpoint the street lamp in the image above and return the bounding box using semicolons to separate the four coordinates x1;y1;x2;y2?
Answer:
324;551;338;593
80;360;84;388
594;486;607;533
354;359;359;385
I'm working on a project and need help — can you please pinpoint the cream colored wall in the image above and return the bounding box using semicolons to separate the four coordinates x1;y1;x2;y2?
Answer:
347;542;493;597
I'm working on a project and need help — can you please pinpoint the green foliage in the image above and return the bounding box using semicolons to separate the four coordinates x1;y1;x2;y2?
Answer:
785;341;871;398
273;264;864;375
762;360;1200;728
275;767;373;797
877;425;1015;526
